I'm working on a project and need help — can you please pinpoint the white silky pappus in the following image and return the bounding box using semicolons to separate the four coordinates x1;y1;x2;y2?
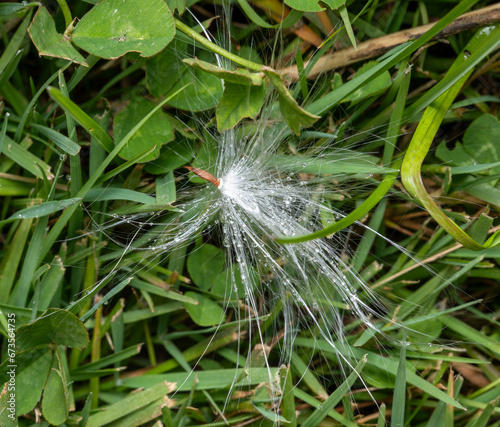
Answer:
116;115;408;414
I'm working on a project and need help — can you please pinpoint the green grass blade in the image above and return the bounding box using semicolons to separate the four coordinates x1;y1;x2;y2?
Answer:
1;198;81;224
296;339;466;410
405;25;500;117
276;161;399;243
443;316;500;357
14;62;72;142
401;26;500;251
0;111;8;155
0;9;32;75
80;277;132;323
280;365;297;427
302;355;367;427
85;381;176;427
0;218;32;304
30;124;81;155
377;403;386;427
47;86;114;152
391;333;407;427
472;398;499;427
0;48;23;90
307;0;480;116
2;135;54;179
40;84;191;261
293;388;358;427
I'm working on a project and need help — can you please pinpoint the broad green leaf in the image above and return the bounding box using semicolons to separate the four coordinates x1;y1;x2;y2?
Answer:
284;0;324;12
144;138;194;175
28;7;87;65
41;353;69;425
318;0;345;9
435;141;470;166
212;264;259;299
16;309;89;351
166;0;186;14
0;348;52;416
113;97;174;161
0;2;29;15
147;46;223;111
343;61;391;104
187;244;225;290
216;82;265;132
72;0;175;59
463;114;500;169
438;115;500;173
183;292;226;327
1;198;81;224
263;68;320;135
0;382;17;426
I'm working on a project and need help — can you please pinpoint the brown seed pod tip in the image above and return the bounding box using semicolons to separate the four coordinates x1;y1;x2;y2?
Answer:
185;166;220;187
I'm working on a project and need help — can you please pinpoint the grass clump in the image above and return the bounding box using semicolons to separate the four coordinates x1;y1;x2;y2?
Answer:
0;1;500;426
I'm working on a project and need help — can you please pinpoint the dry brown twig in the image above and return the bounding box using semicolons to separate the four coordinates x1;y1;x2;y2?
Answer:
279;4;500;80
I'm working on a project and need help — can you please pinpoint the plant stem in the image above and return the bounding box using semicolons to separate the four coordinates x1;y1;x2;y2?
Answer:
55;0;72;29
174;18;264;72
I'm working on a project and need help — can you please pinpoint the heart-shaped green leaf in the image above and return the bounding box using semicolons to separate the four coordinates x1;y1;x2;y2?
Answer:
72;0;175;59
